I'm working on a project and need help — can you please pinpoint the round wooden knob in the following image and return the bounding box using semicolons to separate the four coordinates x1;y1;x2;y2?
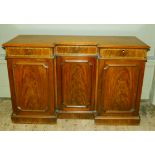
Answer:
122;50;126;55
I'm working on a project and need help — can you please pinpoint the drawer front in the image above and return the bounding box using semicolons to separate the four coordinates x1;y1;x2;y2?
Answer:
6;48;53;58
99;49;147;59
56;46;97;56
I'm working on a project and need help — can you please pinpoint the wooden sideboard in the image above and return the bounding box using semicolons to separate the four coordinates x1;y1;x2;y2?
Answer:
2;35;150;125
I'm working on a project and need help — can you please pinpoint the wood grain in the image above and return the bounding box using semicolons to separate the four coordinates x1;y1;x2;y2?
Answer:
97;60;140;115
6;47;53;58
7;58;56;123
99;49;147;60
95;116;140;125
56;56;96;118
95;59;145;124
3;35;150;49
56;46;97;56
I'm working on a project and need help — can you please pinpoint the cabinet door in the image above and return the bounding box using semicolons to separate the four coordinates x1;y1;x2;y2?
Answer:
7;59;55;116
97;60;145;116
57;57;96;111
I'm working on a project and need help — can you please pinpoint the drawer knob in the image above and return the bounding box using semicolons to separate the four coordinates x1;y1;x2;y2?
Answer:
122;50;126;56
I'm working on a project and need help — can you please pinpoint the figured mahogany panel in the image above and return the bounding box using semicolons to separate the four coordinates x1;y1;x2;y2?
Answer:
97;60;144;116
56;46;97;56
6;47;53;58
57;57;96;111
99;49;147;60
7;59;55;116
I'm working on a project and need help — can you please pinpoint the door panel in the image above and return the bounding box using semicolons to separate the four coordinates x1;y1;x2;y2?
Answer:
8;59;55;115
98;60;142;116
57;57;96;111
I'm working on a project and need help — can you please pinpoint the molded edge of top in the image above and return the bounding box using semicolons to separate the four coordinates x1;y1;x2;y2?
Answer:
2;35;150;50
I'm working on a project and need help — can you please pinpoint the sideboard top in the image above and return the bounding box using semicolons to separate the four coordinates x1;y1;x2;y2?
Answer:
2;35;150;49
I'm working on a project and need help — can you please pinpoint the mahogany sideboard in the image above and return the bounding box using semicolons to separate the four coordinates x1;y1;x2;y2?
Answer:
2;35;150;125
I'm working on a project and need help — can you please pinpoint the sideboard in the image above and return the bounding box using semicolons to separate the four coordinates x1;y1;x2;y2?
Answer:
2;35;150;125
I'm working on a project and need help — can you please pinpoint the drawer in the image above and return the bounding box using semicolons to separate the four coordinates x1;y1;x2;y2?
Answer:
99;49;147;59
6;47;53;58
56;46;97;56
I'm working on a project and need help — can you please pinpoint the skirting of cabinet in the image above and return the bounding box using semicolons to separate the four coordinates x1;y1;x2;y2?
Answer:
57;111;96;119
11;113;57;124
11;114;140;125
94;116;140;125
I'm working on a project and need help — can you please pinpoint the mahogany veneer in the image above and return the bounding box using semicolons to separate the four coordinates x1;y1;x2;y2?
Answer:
2;35;150;125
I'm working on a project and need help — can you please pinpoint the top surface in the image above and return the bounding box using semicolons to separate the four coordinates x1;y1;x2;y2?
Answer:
2;35;150;49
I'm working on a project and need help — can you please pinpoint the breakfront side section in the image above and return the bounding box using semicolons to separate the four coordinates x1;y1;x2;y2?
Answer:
56;46;97;118
95;48;147;125
6;47;56;124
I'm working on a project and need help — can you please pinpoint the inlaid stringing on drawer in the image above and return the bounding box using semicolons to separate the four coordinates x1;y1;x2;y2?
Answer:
6;48;53;58
99;49;147;59
56;46;97;55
